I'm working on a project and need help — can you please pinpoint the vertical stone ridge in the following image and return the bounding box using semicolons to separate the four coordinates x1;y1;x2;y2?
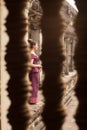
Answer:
4;0;31;130
39;0;65;130
74;1;87;130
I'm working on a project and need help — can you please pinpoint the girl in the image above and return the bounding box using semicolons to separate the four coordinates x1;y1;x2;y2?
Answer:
28;39;41;104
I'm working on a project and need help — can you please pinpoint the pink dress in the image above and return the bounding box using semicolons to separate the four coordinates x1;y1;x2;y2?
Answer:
29;53;40;104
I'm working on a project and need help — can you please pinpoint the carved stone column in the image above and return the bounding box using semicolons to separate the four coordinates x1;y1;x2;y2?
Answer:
69;39;73;72
74;1;87;130
4;0;31;130
39;0;65;130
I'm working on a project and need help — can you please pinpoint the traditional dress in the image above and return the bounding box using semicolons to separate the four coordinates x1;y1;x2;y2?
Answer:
29;52;40;104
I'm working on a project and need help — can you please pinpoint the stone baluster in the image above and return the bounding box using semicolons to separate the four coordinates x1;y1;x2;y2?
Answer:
4;0;31;130
74;1;87;130
39;0;65;130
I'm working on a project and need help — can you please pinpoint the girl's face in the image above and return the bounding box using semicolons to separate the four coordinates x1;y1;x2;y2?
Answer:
33;44;38;51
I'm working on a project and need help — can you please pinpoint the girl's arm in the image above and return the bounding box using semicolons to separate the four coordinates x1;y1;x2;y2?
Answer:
29;59;41;68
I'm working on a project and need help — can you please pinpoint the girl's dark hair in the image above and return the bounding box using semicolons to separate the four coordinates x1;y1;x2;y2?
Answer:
28;39;36;49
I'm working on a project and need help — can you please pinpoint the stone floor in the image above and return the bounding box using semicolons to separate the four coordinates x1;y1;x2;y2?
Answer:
62;96;79;130
29;90;79;130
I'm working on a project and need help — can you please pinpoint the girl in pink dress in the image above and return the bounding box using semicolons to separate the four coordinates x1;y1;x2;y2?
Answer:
28;39;41;104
